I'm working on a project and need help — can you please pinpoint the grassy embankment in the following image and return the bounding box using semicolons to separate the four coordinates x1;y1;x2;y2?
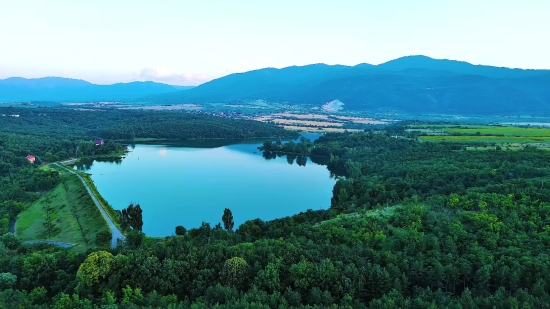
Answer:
73;169;123;232
15;165;110;249
412;124;550;149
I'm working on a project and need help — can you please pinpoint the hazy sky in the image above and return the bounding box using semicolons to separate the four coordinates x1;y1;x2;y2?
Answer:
1;0;549;85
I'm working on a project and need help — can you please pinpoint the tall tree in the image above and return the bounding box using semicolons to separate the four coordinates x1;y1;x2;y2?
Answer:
222;208;234;232
175;225;186;236
117;203;143;232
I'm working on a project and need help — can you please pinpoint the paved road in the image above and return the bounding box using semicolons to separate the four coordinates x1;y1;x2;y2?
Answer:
54;163;124;248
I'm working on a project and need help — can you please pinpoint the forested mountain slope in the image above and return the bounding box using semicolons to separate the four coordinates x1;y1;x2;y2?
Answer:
0;77;192;102
146;56;550;114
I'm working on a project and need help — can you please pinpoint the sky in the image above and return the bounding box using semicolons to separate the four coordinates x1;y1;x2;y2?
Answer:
1;0;549;85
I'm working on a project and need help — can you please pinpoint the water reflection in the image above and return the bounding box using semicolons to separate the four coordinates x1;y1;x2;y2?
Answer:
310;155;331;165
260;150;331;167
73;157;123;171
296;155;307;167
286;154;296;165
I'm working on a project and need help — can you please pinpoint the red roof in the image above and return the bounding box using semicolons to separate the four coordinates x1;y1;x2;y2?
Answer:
26;155;35;159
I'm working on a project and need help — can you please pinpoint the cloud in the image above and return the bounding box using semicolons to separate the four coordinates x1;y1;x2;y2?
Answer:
136;67;213;86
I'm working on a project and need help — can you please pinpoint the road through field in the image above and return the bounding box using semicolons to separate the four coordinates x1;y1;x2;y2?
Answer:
54;163;124;248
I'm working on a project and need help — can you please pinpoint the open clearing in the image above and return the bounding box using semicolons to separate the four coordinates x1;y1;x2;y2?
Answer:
120;104;201;111
273;113;330;120
272;118;344;127
282;125;362;133
333;116;387;124
254;112;387;132
420;135;550;144
412;124;550;148
441;126;550;137
15;165;110;248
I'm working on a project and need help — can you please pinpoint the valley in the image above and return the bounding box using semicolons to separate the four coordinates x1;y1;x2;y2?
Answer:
3;106;550;308
3;1;550;306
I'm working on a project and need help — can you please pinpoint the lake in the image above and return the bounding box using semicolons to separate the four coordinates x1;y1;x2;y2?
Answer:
75;135;336;236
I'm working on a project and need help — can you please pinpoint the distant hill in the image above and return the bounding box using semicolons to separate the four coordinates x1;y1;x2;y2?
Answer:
144;56;550;115
378;55;546;78
0;77;193;102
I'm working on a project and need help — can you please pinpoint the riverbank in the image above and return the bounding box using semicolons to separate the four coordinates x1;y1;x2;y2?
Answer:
115;135;301;143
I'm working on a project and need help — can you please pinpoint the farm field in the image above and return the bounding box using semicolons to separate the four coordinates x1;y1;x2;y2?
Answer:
442;126;550;137
253;112;387;132
282;125;362;133
419;135;550;144
411;124;550;148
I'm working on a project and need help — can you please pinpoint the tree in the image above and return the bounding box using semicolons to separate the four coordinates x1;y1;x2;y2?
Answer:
95;230;111;246
221;257;248;288
222;208;234;232
117;203;143;232
175;225;186;236
254;263;281;294
76;251;114;287
0;272;16;290
21;253;57;291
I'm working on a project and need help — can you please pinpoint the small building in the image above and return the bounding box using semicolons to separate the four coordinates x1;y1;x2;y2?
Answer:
26;155;36;164
94;139;104;146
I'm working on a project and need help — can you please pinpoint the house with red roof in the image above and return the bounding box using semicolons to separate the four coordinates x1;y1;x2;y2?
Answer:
26;155;36;164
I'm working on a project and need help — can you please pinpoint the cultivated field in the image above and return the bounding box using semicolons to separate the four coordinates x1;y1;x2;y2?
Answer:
412;124;550;148
420;135;550;144
253;112;387;132
441;126;550;137
282;125;362;133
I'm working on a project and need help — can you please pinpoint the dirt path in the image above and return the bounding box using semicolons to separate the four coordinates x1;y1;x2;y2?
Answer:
53;163;125;248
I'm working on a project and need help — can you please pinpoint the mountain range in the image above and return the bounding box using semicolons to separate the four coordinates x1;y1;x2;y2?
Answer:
2;56;550;115
0;77;192;102
145;55;550;115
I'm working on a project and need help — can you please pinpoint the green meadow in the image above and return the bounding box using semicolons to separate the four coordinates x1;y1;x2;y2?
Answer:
15;166;110;248
412;124;550;146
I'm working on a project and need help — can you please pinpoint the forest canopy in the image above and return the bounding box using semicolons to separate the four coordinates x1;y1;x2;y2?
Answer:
2;116;550;308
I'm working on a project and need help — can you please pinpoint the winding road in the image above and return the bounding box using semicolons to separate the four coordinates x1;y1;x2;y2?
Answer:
54;163;124;248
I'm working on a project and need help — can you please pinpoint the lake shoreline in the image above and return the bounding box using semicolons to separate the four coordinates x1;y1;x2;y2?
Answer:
78;139;335;236
115;135;300;143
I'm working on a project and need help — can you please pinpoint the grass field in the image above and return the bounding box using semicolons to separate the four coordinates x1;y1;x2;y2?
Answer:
411;124;550;147
15;166;110;248
441;126;550;137
76;170;123;230
419;135;550;143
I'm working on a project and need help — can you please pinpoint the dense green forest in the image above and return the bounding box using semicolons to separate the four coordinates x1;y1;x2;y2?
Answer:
2;117;550;308
0;107;297;141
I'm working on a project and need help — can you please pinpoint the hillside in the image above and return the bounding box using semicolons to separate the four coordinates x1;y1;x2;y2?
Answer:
0;77;193;102
145;56;550;115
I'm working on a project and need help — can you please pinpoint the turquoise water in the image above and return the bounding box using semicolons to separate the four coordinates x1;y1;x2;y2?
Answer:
76;138;336;236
